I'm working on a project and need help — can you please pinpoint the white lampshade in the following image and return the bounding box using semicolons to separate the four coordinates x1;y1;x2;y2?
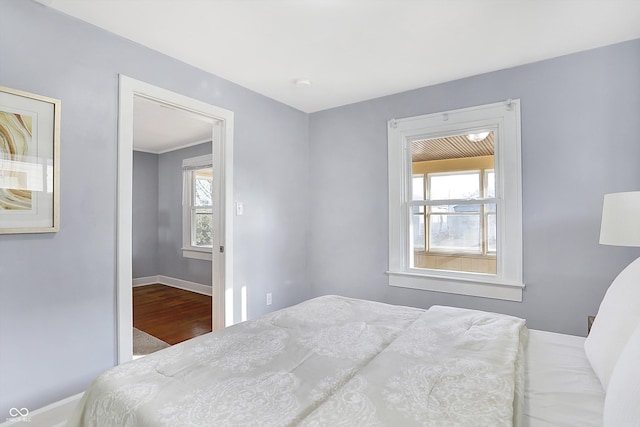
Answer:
600;191;640;247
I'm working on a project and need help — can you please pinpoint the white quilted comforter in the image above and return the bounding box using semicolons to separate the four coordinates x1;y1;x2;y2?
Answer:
67;295;526;427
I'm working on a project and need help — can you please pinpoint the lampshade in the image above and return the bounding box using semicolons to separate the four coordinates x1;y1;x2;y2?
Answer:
599;191;640;247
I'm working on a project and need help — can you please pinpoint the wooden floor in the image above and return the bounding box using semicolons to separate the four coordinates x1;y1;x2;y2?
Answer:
133;284;212;345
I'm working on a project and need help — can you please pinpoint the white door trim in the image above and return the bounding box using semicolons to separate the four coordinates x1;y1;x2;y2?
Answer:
117;75;234;364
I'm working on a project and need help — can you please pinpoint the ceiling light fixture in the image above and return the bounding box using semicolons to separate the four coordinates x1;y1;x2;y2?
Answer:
467;131;490;142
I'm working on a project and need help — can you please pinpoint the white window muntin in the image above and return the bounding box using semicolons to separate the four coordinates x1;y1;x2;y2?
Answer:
388;100;523;301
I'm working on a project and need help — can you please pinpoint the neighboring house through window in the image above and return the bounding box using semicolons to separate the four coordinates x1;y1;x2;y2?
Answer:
387;100;523;301
183;154;213;260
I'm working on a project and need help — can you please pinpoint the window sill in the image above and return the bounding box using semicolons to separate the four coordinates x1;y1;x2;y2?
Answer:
386;270;523;302
182;248;212;261
416;251;497;259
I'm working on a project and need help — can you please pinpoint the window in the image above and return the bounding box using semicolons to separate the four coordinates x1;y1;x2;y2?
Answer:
414;169;495;257
387;100;523;301
183;154;213;260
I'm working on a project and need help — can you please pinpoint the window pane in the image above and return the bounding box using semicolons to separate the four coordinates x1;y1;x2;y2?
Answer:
487;212;497;253
412;213;425;250
412;175;424;201
429;172;480;200
485;170;495;198
194;168;213;207
193;208;213;247
453;204;480;213
429;210;481;252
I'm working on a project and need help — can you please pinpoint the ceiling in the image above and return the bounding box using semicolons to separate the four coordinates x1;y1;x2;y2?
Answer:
412;132;494;162
133;96;215;154
36;0;640;114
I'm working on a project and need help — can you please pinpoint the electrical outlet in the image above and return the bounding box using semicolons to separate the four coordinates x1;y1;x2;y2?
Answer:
266;293;272;306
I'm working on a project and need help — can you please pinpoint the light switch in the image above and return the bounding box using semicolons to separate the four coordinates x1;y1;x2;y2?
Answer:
236;202;243;216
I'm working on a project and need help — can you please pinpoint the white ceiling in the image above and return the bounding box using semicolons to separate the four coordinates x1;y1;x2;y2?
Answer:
37;0;640;115
133;96;214;154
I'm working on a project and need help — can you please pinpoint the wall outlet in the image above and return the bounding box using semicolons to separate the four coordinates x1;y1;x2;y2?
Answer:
266;292;272;306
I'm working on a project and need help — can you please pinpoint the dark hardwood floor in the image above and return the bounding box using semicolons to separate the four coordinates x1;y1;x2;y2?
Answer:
133;284;212;345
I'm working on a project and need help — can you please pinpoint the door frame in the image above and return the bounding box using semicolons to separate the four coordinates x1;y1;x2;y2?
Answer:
117;75;234;363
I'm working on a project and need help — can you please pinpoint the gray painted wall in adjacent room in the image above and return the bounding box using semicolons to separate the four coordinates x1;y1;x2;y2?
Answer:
308;38;640;337
0;0;309;415
157;142;213;286
132;143;214;286
132;151;159;278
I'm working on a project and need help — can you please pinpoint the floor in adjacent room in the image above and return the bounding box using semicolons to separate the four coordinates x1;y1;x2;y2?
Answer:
133;283;212;345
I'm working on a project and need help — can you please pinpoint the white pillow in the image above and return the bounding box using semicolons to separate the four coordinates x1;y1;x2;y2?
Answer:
603;323;640;427
584;256;640;390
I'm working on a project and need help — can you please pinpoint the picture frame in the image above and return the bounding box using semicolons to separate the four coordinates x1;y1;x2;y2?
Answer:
0;86;61;233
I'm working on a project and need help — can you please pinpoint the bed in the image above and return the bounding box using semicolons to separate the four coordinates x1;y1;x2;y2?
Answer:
524;330;604;426
67;259;640;427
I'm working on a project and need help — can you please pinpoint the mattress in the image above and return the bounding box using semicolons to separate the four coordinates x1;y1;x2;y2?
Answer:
524;329;605;427
67;295;527;426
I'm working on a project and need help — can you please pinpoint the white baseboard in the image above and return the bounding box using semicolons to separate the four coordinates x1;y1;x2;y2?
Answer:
132;275;212;296
0;392;83;427
132;275;160;287
158;275;212;296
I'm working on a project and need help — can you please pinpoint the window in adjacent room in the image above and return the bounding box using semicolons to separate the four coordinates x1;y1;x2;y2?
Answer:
182;154;213;260
387;100;523;301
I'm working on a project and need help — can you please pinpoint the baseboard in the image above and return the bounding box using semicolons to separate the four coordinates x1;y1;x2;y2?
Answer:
157;275;212;296
0;392;83;427
132;275;160;287
132;275;212;296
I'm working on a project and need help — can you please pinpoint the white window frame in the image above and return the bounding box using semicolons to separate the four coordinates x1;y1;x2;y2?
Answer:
387;100;523;302
182;154;213;261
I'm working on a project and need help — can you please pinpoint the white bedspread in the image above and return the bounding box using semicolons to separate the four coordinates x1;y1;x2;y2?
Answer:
66;295;526;427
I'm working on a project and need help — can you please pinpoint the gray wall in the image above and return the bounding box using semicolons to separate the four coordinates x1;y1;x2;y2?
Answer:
133;143;213;285
132;151;159;278
308;38;640;337
157;142;213;286
0;0;309;415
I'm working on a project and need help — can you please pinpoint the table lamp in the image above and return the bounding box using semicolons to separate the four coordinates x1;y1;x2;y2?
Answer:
584;191;640;389
600;191;640;247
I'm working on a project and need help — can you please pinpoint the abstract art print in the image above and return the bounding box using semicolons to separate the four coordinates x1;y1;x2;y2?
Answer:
0;86;60;233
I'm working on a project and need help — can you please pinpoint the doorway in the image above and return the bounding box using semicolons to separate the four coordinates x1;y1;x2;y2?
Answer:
117;75;234;363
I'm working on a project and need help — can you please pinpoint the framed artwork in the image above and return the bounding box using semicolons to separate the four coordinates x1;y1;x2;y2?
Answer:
0;86;61;233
